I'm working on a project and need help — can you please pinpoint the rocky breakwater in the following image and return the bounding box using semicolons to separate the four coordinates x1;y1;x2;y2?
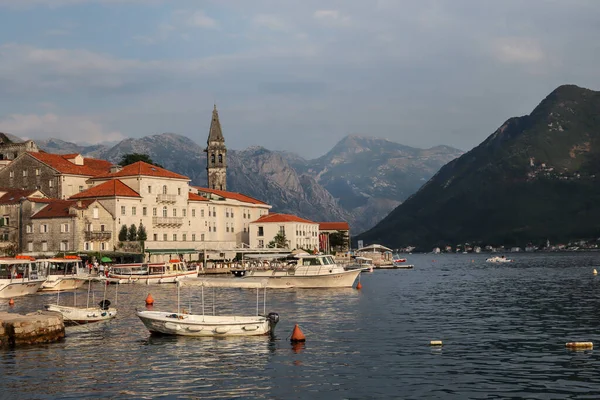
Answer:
0;311;65;348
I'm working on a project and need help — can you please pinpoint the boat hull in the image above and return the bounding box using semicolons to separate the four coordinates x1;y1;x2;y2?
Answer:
40;277;88;292
137;311;272;337
108;271;198;284
0;279;45;299
244;268;361;289
45;304;118;325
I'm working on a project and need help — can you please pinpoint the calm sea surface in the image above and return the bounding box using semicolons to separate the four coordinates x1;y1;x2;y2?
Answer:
2;253;600;399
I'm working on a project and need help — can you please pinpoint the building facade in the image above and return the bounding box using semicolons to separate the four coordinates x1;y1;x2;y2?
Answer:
205;105;227;190
248;213;320;250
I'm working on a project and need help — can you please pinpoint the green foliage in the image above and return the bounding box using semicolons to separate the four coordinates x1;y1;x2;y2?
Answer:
329;230;349;249
268;231;288;248
127;224;138;242
118;224;128;242
137;223;147;242
119;153;163;168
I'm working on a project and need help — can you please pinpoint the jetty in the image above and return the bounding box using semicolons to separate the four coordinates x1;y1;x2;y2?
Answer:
0;311;65;348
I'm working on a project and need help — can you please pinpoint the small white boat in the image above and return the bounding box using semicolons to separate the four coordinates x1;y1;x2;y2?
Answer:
45;278;118;325
0;257;46;298
109;259;198;284
345;256;374;272
37;256;90;292
137;278;279;337
486;256;513;263
240;253;362;289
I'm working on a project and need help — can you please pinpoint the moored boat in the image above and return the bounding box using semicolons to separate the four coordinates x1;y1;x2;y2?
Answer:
486;256;513;263
37;256;90;292
345;256;374;272
0;257;46;298
136;278;279;337
108;259;198;284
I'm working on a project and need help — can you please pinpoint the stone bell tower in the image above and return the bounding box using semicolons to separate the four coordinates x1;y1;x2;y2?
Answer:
205;105;227;190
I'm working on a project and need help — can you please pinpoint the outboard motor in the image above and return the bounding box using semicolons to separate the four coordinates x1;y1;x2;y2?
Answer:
98;299;111;310
267;312;280;332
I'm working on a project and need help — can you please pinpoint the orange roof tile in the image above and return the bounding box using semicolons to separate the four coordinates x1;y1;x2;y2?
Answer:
91;161;189;180
252;213;316;224
0;188;38;205
319;222;350;231
32;199;95;219
69;179;141;199
188;192;209;202
28;152;113;176
193;186;267;205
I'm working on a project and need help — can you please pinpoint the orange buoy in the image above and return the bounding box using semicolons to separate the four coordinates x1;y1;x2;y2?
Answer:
145;293;154;305
8;298;14;306
356;281;362;290
290;324;306;342
566;342;593;350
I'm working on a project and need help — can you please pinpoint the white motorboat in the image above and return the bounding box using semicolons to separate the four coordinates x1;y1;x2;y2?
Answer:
345;256;374;272
486;256;513;263
108;259;198;284
37;256;90;292
240;253;362;289
136;278;279;337
0;257;46;298
44;278;117;325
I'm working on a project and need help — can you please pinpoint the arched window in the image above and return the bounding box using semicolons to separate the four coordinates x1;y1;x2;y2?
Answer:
162;206;167;217
162;185;167;194
218;154;223;163
211;154;215;164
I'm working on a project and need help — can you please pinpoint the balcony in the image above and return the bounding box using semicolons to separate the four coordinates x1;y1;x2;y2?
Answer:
152;216;184;227
156;194;177;203
85;231;112;241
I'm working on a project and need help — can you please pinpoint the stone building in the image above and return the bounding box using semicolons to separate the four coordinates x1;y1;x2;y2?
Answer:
318;222;351;253
249;213;320;250
0;133;39;170
0;188;46;255
205;105;227;190
0;152;113;199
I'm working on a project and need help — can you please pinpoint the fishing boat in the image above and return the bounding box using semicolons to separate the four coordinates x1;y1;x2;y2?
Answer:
136;278;279;337
344;256;374;272
44;278;117;325
108;259;199;284
239;253;362;288
486;256;513;263
0;256;46;298
37;255;90;292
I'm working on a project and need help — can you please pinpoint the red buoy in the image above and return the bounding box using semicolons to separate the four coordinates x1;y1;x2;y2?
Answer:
290;324;306;342
356;281;362;290
145;293;154;305
8;298;14;306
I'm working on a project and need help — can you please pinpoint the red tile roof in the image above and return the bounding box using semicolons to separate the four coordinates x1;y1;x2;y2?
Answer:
193;186;268;205
319;222;350;231
32;199;95;219
188;192;209;202
252;213;316;224
0;188;38;205
69;179;141;199
91;161;188;180
28;152;113;176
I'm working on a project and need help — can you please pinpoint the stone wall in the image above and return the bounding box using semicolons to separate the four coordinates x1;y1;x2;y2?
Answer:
0;154;60;198
0;140;38;161
0;311;64;348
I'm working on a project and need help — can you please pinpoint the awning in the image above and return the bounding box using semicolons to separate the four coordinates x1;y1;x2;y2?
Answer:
145;249;198;255
100;257;112;263
178;277;268;289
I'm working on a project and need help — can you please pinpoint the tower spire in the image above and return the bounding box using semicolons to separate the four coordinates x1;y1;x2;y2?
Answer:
205;105;227;191
208;104;225;144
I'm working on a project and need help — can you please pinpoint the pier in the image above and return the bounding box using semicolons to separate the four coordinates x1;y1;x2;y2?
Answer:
0;311;65;348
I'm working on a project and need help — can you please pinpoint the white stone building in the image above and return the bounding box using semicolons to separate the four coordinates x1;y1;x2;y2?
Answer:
248;213;319;250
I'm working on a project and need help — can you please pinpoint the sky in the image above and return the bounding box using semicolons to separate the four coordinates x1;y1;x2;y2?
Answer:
0;0;599;159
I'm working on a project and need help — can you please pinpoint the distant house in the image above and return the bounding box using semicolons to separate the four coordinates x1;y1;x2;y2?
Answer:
249;213;319;250
318;221;350;254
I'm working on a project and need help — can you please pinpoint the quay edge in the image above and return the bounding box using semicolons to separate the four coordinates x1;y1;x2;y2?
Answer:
0;311;65;348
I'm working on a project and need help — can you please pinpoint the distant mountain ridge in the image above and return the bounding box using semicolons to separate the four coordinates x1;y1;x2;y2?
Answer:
358;84;600;249
35;134;462;233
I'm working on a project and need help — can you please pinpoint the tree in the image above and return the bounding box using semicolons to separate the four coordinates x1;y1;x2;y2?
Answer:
137;223;147;242
268;231;288;249
127;224;138;242
119;153;163;168
329;230;349;250
118;224;128;242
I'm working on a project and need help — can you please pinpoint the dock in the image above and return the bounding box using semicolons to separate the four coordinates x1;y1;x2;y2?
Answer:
0;311;65;348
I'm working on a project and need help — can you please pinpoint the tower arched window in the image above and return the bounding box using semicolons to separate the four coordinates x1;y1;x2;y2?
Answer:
211;154;215;165
162;206;167;217
162;185;167;194
218;154;223;164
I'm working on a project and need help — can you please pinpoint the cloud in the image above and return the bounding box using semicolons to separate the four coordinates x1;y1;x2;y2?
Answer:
492;38;545;64
0;0;162;8
313;9;352;27
184;10;218;29
0;113;125;144
252;14;290;31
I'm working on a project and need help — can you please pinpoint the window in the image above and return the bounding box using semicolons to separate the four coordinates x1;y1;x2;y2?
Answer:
162;185;167;195
208;209;211;217
143;207;147;216
258;226;264;237
9;171;14;178
84;242;90;251
148;186;152;194
178;188;181;195
247;212;251;220
79;185;84;192
49;179;53;187
182;234;187;241
226;209;229;218
162;207;167;217
60;241;68;251
201;233;205;241
218;154;223;163
182;209;187;217
26;224;32;233
93;207;99;219
40;224;48;233
61;223;70;233
22;170;27;177
279;226;285;234
231;210;234;217
153;233;158;241
173;209;177;217
192;209;196;217
27;242;33;251
226;223;229;233
163;234;167;241
200;209;204;217
132;207;137;216
213;207;216;215
153;208;157;216
87;223;93;232
35;168;40;176
173;234;177;241
42;241;48;251
101;243;106;251
192;234;196;241
100;224;105;232
211;154;215;164
258;239;264;248
121;206;126;215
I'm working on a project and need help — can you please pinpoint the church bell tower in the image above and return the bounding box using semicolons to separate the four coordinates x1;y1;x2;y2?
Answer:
205;105;227;190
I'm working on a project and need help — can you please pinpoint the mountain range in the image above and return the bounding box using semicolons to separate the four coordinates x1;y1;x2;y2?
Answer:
35;135;463;234
358;84;600;249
